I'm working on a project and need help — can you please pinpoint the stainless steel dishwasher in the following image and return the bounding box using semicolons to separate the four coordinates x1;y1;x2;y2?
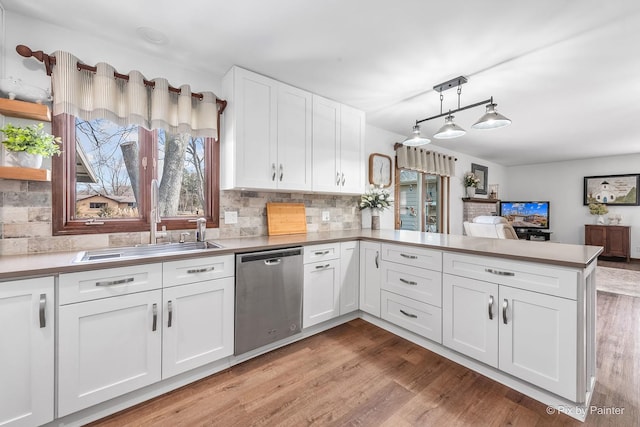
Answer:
235;247;303;355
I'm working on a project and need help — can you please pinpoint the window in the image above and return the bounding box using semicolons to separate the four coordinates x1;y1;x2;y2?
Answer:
52;114;219;235
395;168;450;233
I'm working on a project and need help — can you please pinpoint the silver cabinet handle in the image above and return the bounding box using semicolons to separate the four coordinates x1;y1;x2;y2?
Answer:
95;277;135;287
186;267;215;274
400;309;418;319
272;163;276;181
488;295;494;320
399;278;418;286
400;253;418;260
502;299;508;324
336;172;341;186
314;250;331;256
375;251;379;269
152;303;158;331
279;164;283;181
315;263;331;270
167;300;173;328
485;268;515;277
39;293;46;328
341;172;345;186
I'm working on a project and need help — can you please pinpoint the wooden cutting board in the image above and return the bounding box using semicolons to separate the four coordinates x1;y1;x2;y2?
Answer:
266;203;307;236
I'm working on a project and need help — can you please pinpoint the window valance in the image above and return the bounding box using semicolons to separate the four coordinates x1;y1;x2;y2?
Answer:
395;145;456;177
51;50;218;138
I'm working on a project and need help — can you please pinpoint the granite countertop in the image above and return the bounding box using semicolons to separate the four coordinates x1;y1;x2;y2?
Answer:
0;229;603;281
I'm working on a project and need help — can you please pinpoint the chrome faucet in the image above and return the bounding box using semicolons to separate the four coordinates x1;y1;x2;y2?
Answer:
189;217;206;242
150;179;167;244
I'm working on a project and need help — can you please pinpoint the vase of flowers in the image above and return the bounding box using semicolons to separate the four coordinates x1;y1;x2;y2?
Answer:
0;123;61;168
588;199;608;224
359;185;392;230
463;172;480;198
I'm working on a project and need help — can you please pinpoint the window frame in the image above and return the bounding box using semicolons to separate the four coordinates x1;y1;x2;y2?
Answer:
51;113;219;236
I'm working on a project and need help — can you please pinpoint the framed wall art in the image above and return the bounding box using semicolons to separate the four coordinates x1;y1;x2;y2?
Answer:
471;163;488;195
583;174;639;206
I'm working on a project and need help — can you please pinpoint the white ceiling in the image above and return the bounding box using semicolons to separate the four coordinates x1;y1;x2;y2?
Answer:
4;0;640;166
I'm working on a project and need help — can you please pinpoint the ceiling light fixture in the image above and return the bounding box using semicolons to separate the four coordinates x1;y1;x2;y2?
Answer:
403;76;511;146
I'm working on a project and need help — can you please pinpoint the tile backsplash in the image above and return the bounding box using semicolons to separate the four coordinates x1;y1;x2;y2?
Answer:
0;180;362;256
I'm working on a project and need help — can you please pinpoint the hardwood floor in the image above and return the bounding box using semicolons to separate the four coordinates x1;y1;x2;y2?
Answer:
597;258;640;271
88;293;639;427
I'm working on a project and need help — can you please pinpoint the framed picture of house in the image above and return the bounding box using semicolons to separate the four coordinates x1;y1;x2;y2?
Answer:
471;163;488;195
583;174;640;205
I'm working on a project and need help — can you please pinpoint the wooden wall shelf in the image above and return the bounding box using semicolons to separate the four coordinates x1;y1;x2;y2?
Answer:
462;198;500;204
0;98;51;122
0;166;51;181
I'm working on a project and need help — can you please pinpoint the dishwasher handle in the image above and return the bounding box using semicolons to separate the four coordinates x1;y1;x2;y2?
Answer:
264;258;282;266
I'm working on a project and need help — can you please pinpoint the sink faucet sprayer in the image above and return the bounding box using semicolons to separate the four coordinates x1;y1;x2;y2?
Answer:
190;217;207;242
150;179;167;244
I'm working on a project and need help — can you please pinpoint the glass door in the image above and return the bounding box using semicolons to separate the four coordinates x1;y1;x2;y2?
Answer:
424;175;439;232
398;170;420;231
396;170;442;233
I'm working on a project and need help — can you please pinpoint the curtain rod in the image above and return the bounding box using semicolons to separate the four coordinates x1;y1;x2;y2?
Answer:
15;44;227;114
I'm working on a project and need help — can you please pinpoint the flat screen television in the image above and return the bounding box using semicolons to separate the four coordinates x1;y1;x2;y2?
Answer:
499;201;550;230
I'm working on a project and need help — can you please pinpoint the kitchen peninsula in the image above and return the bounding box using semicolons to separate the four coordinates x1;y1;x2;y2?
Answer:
0;230;601;425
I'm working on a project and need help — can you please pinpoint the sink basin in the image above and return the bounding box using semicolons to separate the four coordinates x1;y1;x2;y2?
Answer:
74;241;223;263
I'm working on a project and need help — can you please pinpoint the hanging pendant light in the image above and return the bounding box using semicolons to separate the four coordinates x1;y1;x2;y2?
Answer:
472;101;512;129
434;114;466;139
402;124;431;146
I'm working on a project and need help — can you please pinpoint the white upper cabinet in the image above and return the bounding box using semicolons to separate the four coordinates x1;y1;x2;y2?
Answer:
222;66;364;194
221;66;312;191
312;95;365;194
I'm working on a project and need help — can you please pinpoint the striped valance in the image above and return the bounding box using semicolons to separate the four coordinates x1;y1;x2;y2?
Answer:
396;145;456;177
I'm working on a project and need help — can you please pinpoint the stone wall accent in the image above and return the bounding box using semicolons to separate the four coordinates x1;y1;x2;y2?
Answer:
0;179;362;255
462;198;500;225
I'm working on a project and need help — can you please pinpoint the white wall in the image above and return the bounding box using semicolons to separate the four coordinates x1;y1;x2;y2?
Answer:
363;124;508;235
505;154;640;256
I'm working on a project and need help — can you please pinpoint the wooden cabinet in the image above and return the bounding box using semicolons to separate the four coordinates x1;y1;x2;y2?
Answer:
0;277;54;427
221;66;312;191
359;241;382;316
443;253;580;401
585;224;630;261
311;95;365;194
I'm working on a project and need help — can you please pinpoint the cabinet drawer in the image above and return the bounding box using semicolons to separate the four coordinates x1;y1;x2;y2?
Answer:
304;242;340;264
59;264;162;305
380;290;442;343
443;253;578;300
163;254;234;287
381;243;442;271
381;261;442;306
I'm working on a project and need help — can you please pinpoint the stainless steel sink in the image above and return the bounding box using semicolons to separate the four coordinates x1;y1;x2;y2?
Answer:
74;241;223;263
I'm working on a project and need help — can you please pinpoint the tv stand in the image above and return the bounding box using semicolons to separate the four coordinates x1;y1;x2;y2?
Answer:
516;229;551;241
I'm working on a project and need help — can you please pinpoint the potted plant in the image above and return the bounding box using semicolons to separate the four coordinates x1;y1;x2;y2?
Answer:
463;172;480;198
358;185;392;230
587;198;608;224
0;122;61;168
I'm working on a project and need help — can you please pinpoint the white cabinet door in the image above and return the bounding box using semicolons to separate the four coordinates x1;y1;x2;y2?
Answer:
359;241;381;317
312;95;340;193
311;95;365;194
58;290;162;416
303;259;340;328
339;104;365;194
442;274;499;367
339;241;359;315
499;286;577;401
162;278;234;378
0;277;54;427
226;66;278;190
277;83;312;191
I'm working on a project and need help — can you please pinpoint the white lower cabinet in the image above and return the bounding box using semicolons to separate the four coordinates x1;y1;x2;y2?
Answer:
162;277;234;378
58;289;163;416
442;273;578;401
339;241;359;315
0;277;54;427
359;241;381;316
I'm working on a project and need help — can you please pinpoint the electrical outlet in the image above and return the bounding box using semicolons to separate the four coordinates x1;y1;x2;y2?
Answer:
322;211;330;222
224;211;238;224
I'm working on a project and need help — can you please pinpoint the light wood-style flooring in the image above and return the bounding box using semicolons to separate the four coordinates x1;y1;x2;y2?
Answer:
88;290;639;427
